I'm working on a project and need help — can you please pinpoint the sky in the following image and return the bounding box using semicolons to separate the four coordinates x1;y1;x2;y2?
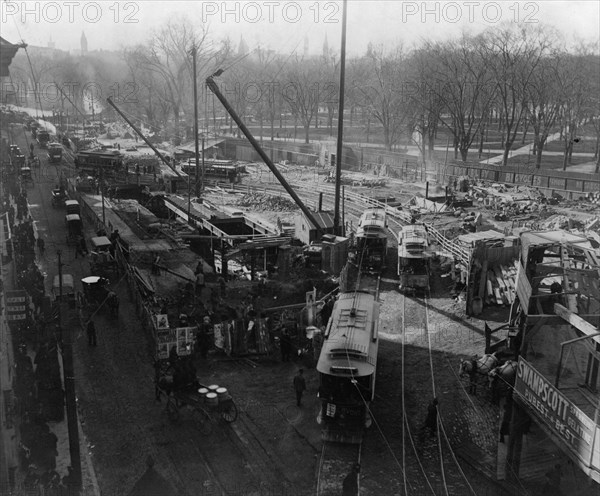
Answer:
1;0;599;55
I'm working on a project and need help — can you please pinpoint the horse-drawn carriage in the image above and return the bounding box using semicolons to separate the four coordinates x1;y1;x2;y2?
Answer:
89;236;118;276
79;276;119;316
20;167;33;186
155;360;238;433
51;189;68;207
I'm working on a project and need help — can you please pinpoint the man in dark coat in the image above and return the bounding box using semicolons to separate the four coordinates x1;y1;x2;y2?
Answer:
293;369;306;407
87;320;97;346
421;397;439;439
342;463;360;496
280;328;292;362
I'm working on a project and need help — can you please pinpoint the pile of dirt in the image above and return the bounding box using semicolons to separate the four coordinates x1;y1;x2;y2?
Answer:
235;193;299;212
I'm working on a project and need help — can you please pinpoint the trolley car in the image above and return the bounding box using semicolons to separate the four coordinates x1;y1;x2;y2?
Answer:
316;291;380;443
355;208;388;273
181;160;245;184
397;224;430;294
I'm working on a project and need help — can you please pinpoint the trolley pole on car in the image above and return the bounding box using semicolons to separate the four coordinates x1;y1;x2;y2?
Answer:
333;0;348;236
58;250;82;490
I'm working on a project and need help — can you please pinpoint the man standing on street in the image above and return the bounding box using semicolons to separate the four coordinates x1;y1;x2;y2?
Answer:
87;320;97;346
293;369;306;407
420;397;439;440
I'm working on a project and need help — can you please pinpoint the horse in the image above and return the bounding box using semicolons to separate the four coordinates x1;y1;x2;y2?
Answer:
459;352;499;378
458;353;499;394
488;360;517;404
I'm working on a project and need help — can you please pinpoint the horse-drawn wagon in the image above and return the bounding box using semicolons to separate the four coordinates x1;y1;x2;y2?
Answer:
79;276;119;316
65;214;83;246
52;274;77;307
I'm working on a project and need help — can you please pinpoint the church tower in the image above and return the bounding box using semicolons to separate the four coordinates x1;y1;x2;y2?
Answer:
238;35;248;56
80;31;88;53
322;35;329;60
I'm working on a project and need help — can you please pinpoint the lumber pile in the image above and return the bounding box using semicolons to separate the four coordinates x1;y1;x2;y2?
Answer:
484;261;519;306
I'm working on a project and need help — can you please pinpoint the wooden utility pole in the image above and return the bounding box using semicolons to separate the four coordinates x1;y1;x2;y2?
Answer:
333;0;348;236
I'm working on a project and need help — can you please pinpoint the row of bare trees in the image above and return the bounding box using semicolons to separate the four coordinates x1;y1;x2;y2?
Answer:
6;19;598;171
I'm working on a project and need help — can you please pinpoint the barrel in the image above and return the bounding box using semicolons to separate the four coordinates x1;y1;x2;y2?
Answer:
197;388;209;403
208;384;219;393
205;392;218;407
216;387;230;402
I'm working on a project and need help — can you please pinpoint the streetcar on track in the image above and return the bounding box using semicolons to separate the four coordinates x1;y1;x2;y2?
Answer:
47;143;63;163
75;150;124;177
397;224;431;295
181;159;245;184
355;208;388;273
316;291;380;444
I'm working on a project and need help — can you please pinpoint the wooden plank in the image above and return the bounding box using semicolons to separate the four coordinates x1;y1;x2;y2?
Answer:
493;266;507;290
487;280;494;302
478;260;488;299
494;287;503;305
554;304;600;343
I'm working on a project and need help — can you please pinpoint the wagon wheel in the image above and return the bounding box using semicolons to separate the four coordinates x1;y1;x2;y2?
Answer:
166;397;180;422
219;399;238;423
190;407;212;435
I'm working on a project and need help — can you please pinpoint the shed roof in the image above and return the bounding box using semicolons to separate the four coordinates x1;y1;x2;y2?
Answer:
302;211;335;230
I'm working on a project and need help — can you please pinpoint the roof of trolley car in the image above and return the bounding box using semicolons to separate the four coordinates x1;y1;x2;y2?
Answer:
356;225;388;238
358;208;387;227
317;292;379;377
65;214;81;222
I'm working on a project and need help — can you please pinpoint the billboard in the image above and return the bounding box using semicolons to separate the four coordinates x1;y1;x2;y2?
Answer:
5;290;28;322
515;357;600;470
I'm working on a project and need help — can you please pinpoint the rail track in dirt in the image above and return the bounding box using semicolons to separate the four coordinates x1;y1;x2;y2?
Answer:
397;292;479;495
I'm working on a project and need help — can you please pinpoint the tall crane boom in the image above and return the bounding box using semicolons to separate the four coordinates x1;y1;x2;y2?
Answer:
106;97;183;178
206;75;323;234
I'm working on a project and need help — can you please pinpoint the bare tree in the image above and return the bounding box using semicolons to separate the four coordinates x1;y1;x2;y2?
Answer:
525;53;563;168
281;57;323;144
482;25;555;166
423;34;495;161
556;53;595;171
355;44;411;151
126;17;214;141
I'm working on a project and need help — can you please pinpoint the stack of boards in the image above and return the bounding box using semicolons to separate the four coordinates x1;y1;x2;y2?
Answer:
485;261;519;306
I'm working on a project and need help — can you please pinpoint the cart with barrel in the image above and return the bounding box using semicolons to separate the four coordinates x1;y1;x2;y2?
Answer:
155;362;238;433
